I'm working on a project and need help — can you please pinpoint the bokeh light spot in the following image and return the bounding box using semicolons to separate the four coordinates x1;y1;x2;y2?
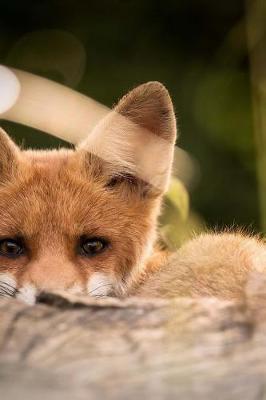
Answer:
0;66;21;114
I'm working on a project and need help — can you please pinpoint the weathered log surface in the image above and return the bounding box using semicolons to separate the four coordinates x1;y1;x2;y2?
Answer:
1;274;266;400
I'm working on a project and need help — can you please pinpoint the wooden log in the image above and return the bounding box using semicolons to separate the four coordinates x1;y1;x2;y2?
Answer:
1;275;266;400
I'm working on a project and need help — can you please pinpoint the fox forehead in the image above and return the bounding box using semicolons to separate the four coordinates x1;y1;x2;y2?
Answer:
0;149;151;239
24;148;75;165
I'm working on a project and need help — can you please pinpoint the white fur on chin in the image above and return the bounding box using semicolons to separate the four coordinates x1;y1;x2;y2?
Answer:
87;272;113;297
16;284;37;305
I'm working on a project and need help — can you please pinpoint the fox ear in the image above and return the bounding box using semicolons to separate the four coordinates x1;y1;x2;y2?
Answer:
0;128;19;181
114;81;176;143
78;82;177;194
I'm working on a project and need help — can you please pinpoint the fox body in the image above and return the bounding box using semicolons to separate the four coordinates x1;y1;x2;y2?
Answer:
135;232;266;301
0;82;265;304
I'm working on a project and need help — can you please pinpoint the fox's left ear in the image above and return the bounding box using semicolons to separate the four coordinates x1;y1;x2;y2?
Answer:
0;128;19;182
78;81;177;194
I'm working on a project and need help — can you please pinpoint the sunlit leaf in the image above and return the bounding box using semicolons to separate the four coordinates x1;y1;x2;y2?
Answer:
165;177;189;221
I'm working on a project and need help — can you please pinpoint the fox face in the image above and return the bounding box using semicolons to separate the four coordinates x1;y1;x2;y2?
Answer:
0;82;177;304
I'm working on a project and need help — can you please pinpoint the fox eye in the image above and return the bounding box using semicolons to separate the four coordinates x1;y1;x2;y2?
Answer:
0;238;24;258
79;237;108;257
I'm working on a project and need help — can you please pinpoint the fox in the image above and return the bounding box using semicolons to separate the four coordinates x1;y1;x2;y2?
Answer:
0;81;265;305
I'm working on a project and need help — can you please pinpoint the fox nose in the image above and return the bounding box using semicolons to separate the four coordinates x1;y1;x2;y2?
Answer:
18;256;84;301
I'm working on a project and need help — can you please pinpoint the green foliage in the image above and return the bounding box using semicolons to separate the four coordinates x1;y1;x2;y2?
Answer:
166;178;189;222
161;178;205;249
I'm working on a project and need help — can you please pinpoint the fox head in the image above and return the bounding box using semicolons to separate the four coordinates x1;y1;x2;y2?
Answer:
0;82;176;304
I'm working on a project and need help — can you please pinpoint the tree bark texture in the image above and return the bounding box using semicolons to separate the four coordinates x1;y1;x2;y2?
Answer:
1;273;266;400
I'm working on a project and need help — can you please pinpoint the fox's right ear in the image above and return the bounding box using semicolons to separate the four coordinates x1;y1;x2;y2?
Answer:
0;128;19;181
78;82;177;195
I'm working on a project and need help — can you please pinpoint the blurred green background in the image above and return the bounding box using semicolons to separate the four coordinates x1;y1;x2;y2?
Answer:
0;0;263;241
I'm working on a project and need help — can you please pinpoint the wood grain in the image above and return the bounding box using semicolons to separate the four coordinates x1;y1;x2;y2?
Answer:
1;274;266;400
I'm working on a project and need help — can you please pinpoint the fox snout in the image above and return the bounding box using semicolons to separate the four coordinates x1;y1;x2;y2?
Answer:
0;256;115;304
